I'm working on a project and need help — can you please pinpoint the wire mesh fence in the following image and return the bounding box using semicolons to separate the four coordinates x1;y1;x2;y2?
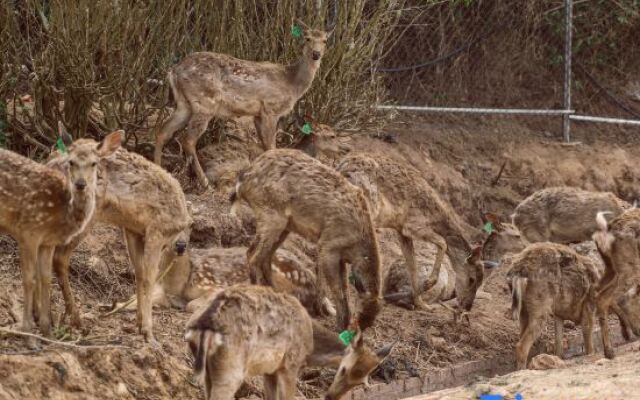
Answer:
376;0;640;139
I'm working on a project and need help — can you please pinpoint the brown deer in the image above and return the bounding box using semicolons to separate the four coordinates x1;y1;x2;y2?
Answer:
47;144;192;343
335;153;485;312
230;149;382;331
111;246;335;318
592;210;640;359
154;20;331;188
512;187;631;244
507;242;600;369
185;285;392;400
0;126;121;337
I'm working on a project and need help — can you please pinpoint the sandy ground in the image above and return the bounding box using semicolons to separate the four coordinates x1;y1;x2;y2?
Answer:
1;117;640;399
410;342;640;400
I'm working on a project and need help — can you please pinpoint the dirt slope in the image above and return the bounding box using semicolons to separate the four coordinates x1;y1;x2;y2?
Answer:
1;118;639;399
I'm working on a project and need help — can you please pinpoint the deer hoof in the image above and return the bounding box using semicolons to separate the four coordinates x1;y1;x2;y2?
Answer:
604;348;616;360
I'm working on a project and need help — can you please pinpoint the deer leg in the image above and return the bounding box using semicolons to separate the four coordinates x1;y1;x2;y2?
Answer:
36;245;55;336
138;234;165;344
154;100;191;165
596;274;618;359
18;239;39;334
402;224;447;292
247;216;289;286
397;232;429;309
53;243;82;328
204;352;245;400
263;373;278;400
611;302;633;341
581;309;595;355
515;314;542;369
318;247;349;330
123;230;146;334
254;114;278;151
276;367;299;400
181;115;212;188
554;316;564;358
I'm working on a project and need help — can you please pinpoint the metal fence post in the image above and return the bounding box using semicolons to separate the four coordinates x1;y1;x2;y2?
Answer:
563;0;573;142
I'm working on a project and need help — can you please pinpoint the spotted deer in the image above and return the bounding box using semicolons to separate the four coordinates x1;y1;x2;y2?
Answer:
231;149;382;331
512;187;631;244
48;143;192;343
336;153;485;312
592;210;640;359
185;285;393;400
154;20;332;188
507;243;600;369
112;246;335;317
0;126;121;337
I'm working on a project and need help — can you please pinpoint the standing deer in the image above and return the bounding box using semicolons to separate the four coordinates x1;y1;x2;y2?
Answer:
185;285;392;400
592;210;640;359
336;153;485;312
512;187;631;244
48;144;192;343
230;149;382;331
0;126;121;337
154;20;331;188
507;242;600;369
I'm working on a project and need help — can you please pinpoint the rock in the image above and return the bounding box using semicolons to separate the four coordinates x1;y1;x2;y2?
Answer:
115;382;129;396
529;354;566;370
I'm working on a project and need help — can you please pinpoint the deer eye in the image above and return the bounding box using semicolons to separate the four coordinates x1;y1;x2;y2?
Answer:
91;162;97;167
69;161;76;167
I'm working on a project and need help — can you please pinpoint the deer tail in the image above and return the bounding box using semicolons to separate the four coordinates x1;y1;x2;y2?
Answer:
187;329;223;386
229;170;247;216
593;211;615;255
510;276;527;321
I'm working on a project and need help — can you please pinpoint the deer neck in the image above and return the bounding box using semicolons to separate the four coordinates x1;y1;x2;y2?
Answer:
306;320;345;368
289;55;321;96
63;185;96;244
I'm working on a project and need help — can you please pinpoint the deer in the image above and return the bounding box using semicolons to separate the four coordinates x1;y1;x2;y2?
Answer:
109;246;335;318
592;209;640;359
184;284;393;400
335;153;485;313
154;20;332;188
507;242;600;369
0;125;121;338
511;186;632;244
230;149;382;331
47;142;192;344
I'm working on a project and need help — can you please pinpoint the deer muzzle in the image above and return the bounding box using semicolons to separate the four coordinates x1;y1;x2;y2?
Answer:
175;240;187;256
75;179;87;191
312;51;321;60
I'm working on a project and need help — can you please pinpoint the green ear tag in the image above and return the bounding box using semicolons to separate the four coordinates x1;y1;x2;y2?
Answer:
291;24;303;38
483;222;493;234
56;137;67;154
301;122;313;135
339;330;355;346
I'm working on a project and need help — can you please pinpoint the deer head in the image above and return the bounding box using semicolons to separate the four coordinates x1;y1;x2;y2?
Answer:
324;329;394;400
56;123;122;195
480;212;526;265
455;244;485;312
297;19;330;62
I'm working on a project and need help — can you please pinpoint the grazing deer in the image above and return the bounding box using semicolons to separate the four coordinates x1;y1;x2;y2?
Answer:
336;153;485;312
512;187;631;244
231;149;382;331
111;246;335;318
592;210;640;359
507;242;600;369
0;126;121;337
185;285;392;400
48;144;192;343
154;20;332;188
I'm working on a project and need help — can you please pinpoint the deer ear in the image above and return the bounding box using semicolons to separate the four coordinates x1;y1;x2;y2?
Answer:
97;130;123;158
375;342;395;359
351;328;364;349
58;121;73;146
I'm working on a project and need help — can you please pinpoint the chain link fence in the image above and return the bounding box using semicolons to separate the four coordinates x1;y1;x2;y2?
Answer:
376;0;640;139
